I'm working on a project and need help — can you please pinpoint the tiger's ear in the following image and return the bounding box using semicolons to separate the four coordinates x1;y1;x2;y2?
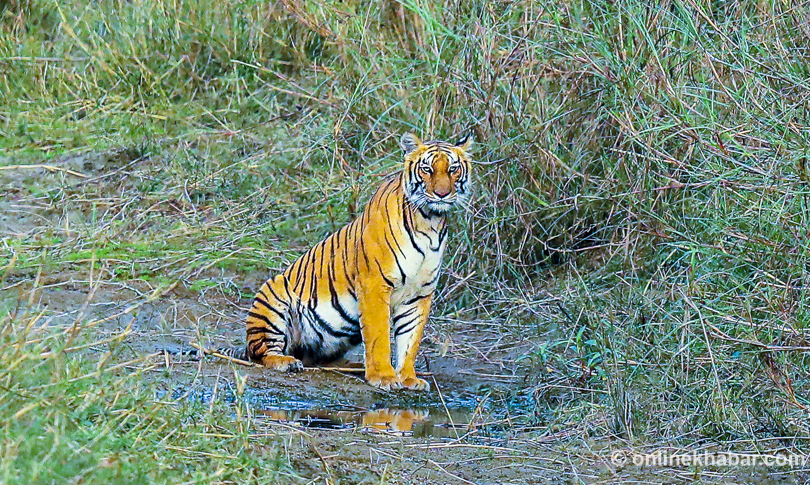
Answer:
455;132;473;151
400;132;422;154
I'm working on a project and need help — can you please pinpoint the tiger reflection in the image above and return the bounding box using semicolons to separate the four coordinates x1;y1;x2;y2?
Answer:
260;408;430;434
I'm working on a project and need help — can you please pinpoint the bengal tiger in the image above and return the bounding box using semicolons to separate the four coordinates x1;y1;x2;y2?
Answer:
245;132;472;390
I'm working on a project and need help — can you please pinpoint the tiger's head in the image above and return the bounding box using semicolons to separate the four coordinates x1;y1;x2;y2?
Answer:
400;132;472;215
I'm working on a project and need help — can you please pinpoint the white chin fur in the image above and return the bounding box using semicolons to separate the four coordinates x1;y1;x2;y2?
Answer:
427;201;454;213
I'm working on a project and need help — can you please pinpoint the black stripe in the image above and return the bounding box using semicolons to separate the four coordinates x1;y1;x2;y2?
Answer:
338;226;357;298
290;257;304;287
438;224;448;246
382;231;406;284
343;263;357;300
393;306;417;324
247;310;285;336
328;231;337;262
380;189;406;264
264;284;289;308
247;339;264;354
310;272;318;307
394;317;420;337
326;250;360;328
282;275;294;300
375;260;396;288
247;336;283;355
403;293;429;306
423;272;439;287
412;176;423;194
308;244;321;306
293;250;314;293
310;308;359;338
328;275;359;329
419;207;439;220
341;224;352;271
247;325;283;336
300;313;325;344
358;229;371;269
318;239;327;276
401;200;425;257
413;225;441;251
385;212;406;257
253;296;285;319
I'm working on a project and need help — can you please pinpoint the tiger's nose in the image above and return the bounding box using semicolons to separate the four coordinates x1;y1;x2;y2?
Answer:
434;188;451;198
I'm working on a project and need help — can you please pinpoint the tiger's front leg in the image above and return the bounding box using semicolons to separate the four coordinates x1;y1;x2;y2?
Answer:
358;281;401;390
394;294;432;391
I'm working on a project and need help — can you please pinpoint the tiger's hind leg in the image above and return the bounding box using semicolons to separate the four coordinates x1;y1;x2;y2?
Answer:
246;276;303;372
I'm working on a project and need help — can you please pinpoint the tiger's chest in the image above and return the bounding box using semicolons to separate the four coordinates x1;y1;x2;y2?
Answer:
390;227;446;308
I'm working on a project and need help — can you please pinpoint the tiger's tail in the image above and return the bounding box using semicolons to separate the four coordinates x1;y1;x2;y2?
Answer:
158;345;247;361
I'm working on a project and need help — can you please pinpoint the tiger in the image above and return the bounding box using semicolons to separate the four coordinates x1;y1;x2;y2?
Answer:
244;132;472;391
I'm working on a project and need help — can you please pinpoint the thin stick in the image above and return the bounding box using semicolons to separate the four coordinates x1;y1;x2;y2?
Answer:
318;367;434;377
426;459;476;485
0;164;88;178
432;374;459;440
188;342;264;368
312;366;366;373
188;343;433;376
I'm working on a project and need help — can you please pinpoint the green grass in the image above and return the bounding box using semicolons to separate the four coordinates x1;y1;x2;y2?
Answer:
2;0;810;482
0;312;297;484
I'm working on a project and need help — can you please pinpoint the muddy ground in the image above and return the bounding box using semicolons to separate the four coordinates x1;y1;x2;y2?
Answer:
1;153;804;484
2;279;577;484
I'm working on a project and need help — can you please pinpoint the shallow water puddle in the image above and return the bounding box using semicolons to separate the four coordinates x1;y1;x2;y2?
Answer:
256;407;476;438
162;379;497;439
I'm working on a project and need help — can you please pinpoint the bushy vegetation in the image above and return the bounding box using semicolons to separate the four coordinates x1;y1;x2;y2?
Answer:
2;0;809;482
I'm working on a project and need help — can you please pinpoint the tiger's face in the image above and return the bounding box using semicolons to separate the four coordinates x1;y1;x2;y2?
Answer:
400;132;472;214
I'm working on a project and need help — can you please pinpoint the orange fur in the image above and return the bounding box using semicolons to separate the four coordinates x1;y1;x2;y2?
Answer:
245;133;472;390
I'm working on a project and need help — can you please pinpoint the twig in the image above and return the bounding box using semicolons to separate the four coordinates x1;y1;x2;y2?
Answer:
432;374;460;440
0;164;88;178
426;459;476;485
317;367;434;377
314;366;366;373
188;342;263;368
188;343;434;376
707;325;810;352
308;441;335;485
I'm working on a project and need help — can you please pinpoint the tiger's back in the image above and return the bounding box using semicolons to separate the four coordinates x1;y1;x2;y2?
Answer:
246;133;472;390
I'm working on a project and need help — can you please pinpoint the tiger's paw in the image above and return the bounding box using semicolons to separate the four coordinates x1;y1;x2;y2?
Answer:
401;376;430;391
366;372;402;391
260;354;303;372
